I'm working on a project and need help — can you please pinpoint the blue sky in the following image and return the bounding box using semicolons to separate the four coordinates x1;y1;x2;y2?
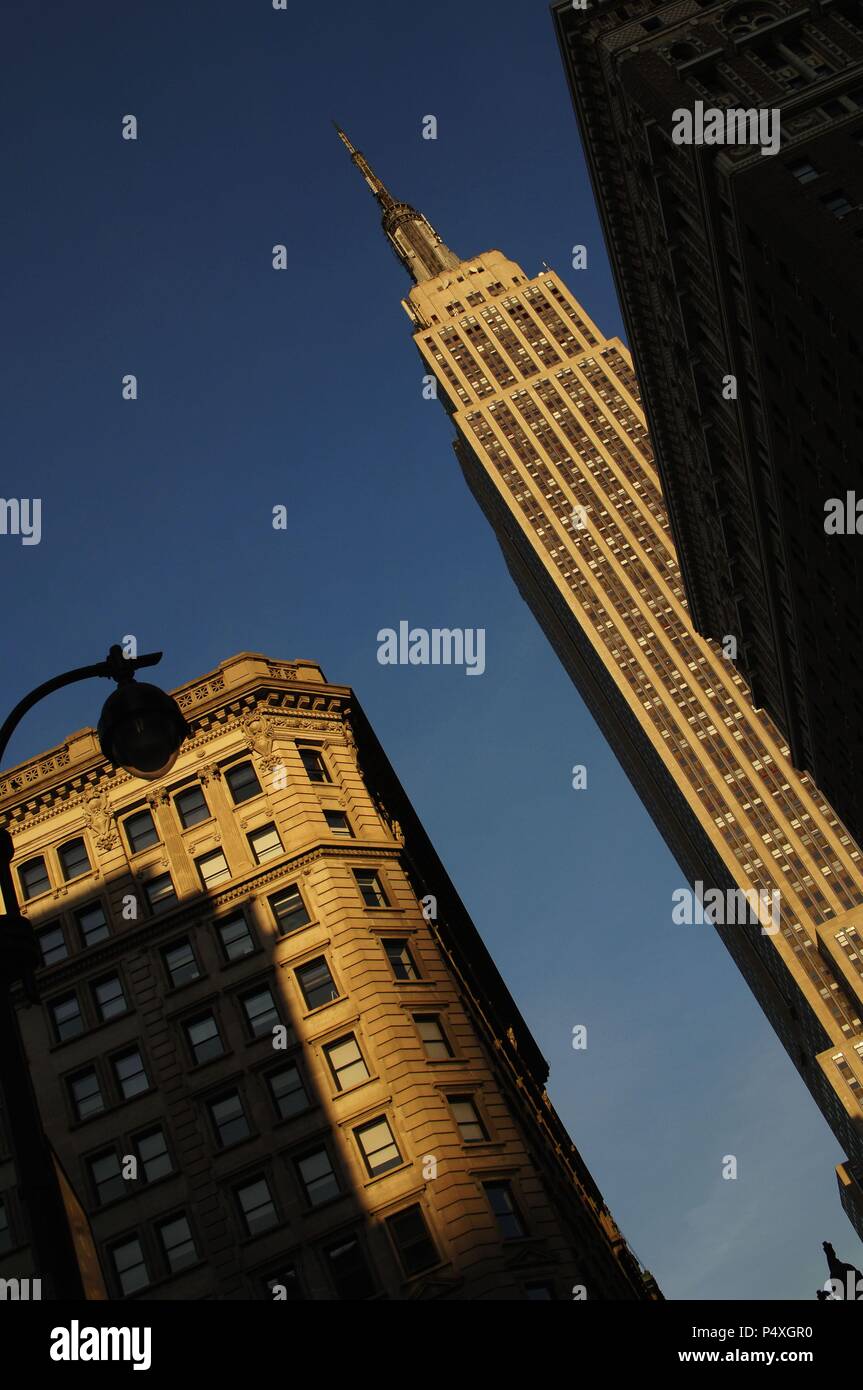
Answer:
2;0;860;1299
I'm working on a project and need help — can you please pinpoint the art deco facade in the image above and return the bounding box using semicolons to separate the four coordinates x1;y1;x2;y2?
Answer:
552;0;863;848
0;652;655;1300
337;130;863;1239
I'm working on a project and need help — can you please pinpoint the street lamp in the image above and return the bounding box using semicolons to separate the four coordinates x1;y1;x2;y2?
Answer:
0;645;188;1298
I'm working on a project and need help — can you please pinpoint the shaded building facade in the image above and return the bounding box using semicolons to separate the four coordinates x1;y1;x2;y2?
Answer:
0;652;654;1300
552;0;863;848
337;130;863;1238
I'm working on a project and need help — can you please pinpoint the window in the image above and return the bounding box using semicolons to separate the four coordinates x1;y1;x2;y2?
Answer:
196;850;231;890
51;992;84;1042
111;1236;149;1296
241;986;279;1038
384;939;419;981
248;824;283;864
58;837;90;882
144;873;177;915
267;1063;309;1119
354;869;389;907
184;1013;224;1065
323;810;352;837
158;1214;197;1274
93;974;127;1022
296;1147;341;1206
269;884;310;937
324;1236;375;1299
448;1096;488;1143
324;1035;370;1091
162;937;200;987
297;746;330;783
19;855;49;901
484;1180;526;1239
415;1015;453;1059
113;1048;149;1100
209;1091;251;1147
355;1117;401;1177
135;1127;172;1182
37;924;68;967
787;157;820;184
69;1067;105;1121
0;1197;12;1254
820;189;855;218
225;761;262;804
174;784;209;828
236;1177;278;1235
525;1282;555;1300
75;902;109;948
217;911;255;961
124;809;159;854
264;1266;304;1300
89;1150;125;1205
386;1205;439;1277
296;957;338;1011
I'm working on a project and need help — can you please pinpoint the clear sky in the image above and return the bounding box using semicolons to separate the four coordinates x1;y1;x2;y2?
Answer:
3;0;860;1300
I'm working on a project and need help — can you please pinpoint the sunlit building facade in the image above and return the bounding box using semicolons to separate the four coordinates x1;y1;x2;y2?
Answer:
337;129;863;1239
0;652;655;1300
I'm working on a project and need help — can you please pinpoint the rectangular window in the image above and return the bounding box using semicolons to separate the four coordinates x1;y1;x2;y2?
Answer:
37;923;68;967
248;824;283;864
323;810;352;837
124;809;159;854
525;1281;555;1299
144;873;177;915
448;1096;488;1143
296;1147;341;1206
384;939;419;981
484;1180;526;1239
354;1117;401;1177
158;1214;197;1274
217;910;255;961
787;157;820;184
354;869;389;907
324;1035;370;1091
264;1266;304;1300
324;1236;375;1299
208;1091;251;1147
296;957;338;1011
93;974;127;1022
386;1205;439;1276
236;1177;278;1235
267;1063;309;1119
69;1067;105;1121
820;189;854;217
415;1015;453;1060
135;1127;172;1182
111;1236;149;1296
162;937;200;987
225;761;262;804
297;746;330;783
19;855;50;901
75;902;110;948
0;1197;12;1254
113;1048;149;1100
174;784;209;828
196;850;231;890
184;1013;224;1065
58;837;91;882
269;884;310;937
51;992;84;1042
88;1149;125;1205
241;986;279;1038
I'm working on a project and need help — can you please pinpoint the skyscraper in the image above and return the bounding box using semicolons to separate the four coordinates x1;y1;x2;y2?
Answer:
0;652;654;1300
338;128;863;1239
551;0;863;849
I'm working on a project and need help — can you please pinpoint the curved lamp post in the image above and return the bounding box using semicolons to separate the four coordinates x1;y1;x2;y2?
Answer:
0;645;188;1299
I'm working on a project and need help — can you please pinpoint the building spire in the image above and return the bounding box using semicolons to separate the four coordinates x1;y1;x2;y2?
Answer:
334;123;462;285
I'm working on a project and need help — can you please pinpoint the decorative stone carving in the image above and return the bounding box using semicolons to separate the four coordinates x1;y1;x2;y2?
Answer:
241;710;279;770
83;788;118;852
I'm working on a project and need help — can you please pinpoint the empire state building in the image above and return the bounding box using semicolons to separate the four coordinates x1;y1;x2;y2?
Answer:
338;128;863;1240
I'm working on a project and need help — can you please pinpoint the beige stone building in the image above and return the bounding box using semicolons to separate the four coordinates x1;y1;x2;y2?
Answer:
337;129;863;1242
0;653;656;1300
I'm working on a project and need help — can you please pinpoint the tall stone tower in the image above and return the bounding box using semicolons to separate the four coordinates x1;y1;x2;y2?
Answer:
338;130;863;1240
